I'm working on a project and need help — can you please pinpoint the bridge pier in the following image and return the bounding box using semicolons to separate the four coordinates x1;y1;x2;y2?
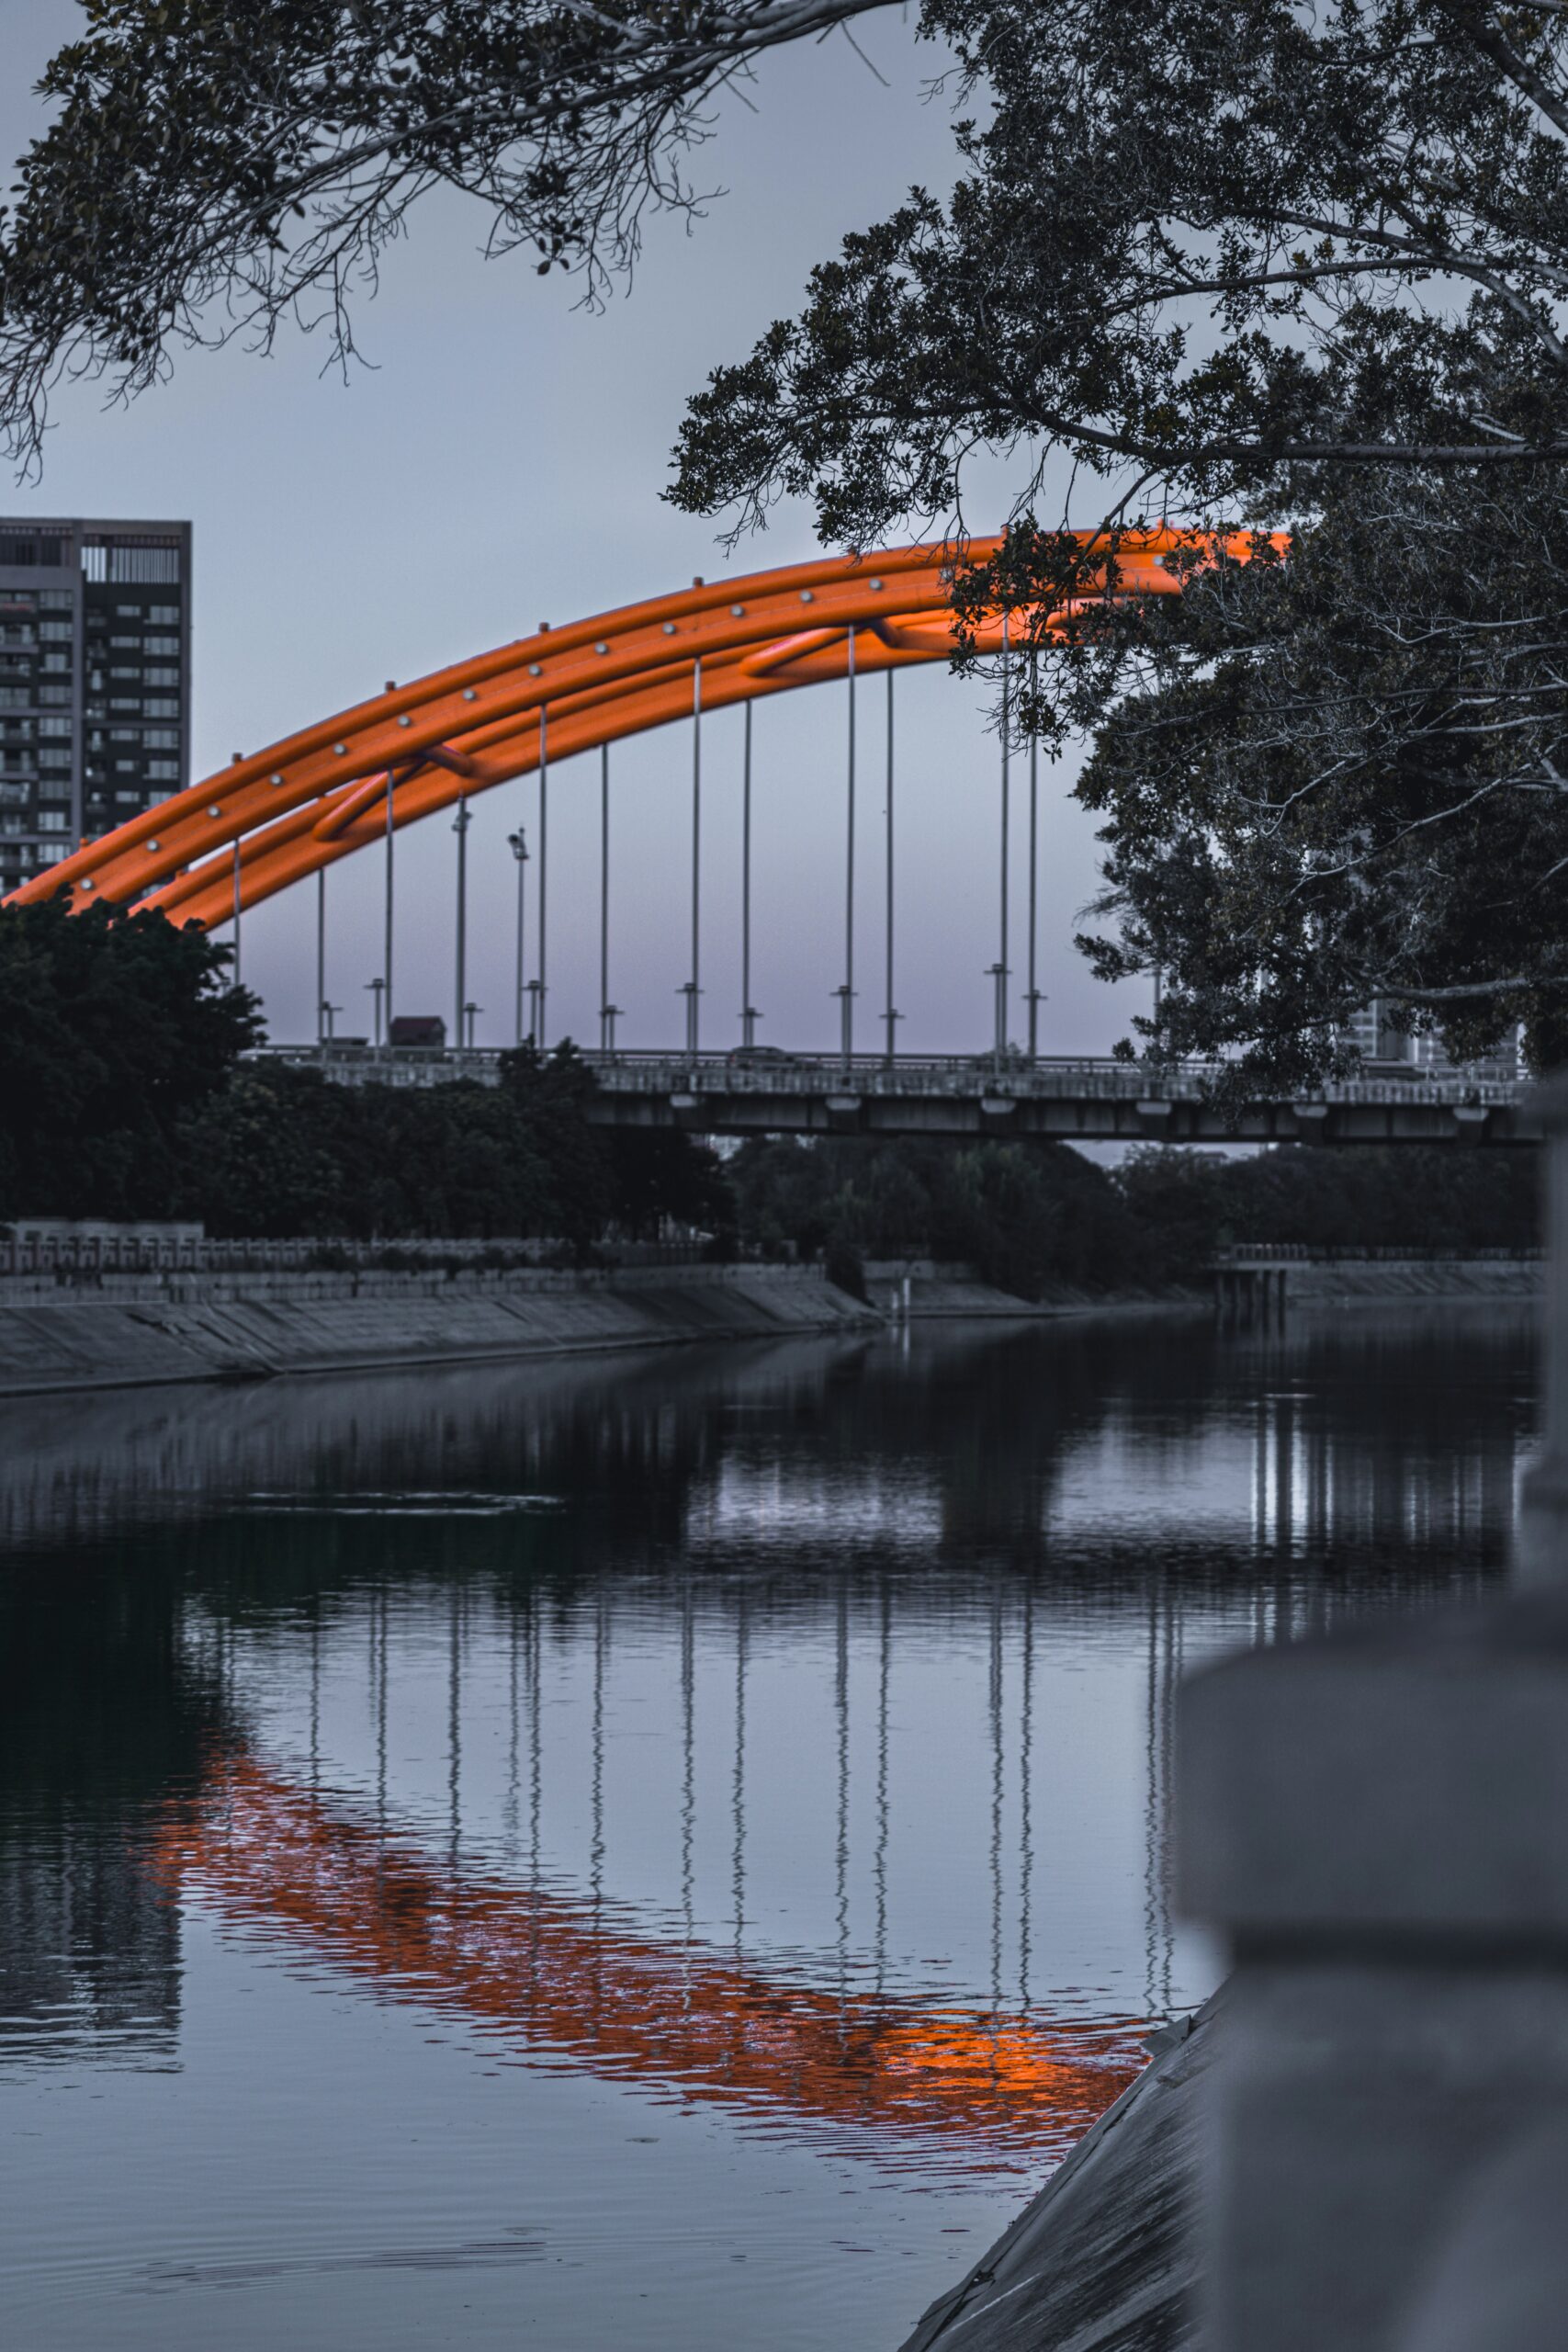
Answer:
1215;1263;1290;1322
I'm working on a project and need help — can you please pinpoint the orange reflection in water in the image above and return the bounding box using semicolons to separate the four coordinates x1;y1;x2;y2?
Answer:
151;1749;1145;2174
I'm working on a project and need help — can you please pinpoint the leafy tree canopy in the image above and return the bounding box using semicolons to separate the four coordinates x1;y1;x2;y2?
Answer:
668;0;1568;1078
176;1046;732;1244
0;898;260;1219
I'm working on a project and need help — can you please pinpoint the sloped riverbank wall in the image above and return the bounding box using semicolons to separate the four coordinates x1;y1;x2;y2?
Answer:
0;1264;876;1398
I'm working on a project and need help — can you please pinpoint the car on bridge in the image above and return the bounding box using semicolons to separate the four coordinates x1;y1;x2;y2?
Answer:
725;1046;802;1070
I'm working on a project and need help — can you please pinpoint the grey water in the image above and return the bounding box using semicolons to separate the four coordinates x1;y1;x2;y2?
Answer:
0;1308;1534;2351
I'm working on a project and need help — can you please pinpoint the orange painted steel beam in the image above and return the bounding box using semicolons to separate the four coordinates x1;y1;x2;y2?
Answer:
151;1747;1147;2167
6;532;1263;933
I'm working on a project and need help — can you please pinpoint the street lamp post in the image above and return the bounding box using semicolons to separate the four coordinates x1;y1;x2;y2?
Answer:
507;828;529;1046
384;768;396;1035
996;615;1011;1072
463;1001;481;1051
683;597;706;1063
739;702;761;1050
316;870;327;1045
366;976;386;1047
884;670;899;1066
453;796;471;1047
987;962;1008;1061
231;840;243;988
841;628;857;1067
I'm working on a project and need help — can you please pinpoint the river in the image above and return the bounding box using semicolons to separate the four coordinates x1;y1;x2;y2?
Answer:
0;1307;1534;2351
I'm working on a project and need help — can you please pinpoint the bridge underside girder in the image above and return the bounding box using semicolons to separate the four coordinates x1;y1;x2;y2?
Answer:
585;1092;1540;1145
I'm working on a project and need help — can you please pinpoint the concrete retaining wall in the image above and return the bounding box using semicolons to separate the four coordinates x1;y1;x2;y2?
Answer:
1285;1257;1542;1304
862;1261;1052;1318
0;1265;876;1398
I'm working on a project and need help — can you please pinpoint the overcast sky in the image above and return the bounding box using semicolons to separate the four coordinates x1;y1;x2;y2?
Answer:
0;0;1152;1057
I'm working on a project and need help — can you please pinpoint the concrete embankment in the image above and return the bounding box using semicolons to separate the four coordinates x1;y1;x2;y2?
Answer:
863;1259;1205;1320
863;1261;1052;1317
897;1997;1212;2352
0;1264;875;1398
1284;1255;1541;1304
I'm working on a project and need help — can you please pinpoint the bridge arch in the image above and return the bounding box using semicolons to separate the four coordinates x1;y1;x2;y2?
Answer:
5;532;1210;932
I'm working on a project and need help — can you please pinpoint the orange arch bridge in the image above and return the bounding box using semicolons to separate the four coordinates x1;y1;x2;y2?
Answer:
6;531;1242;931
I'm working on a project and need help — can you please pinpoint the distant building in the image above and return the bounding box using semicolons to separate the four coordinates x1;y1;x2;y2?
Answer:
1341;997;1524;1080
0;518;192;901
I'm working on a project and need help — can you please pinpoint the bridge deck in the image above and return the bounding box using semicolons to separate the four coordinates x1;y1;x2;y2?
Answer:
251;1047;1538;1145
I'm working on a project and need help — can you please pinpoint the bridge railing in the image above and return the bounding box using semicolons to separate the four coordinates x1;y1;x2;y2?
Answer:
1214;1242;1546;1264
245;1043;1529;1109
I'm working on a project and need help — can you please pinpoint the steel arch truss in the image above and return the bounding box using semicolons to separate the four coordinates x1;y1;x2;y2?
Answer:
6;532;1235;931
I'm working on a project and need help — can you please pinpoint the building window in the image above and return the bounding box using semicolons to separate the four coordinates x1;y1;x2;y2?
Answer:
37;808;70;831
38;589;73;612
85;543;182;585
35;843;70;864
38;750;72;772
0;532;64;567
38;716;72;737
143;636;180;656
38;620;73;643
146;758;180;781
142;697;179;718
143;728;179;749
144;666;180;686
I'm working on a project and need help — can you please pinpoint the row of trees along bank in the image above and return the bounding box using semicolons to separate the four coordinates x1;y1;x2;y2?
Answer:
0;899;1539;1278
0;901;729;1248
729;1137;1540;1302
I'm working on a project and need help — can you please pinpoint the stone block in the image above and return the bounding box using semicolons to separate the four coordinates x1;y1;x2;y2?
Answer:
1204;1963;1568;2352
1178;1596;1568;1946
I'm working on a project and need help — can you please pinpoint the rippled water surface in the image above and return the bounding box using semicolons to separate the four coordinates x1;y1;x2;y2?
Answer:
0;1309;1535;2349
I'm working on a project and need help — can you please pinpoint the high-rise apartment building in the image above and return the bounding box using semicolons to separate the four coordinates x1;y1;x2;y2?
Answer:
0;518;192;900
1340;997;1524;1080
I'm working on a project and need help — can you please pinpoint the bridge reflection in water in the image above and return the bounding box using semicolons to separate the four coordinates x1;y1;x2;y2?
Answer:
153;1747;1145;2172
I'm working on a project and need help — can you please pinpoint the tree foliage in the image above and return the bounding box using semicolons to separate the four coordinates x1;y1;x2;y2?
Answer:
0;898;260;1219
1076;467;1568;1084
0;0;877;472
730;1134;1540;1291
728;1134;1150;1295
175;1046;732;1243
674;0;1568;537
